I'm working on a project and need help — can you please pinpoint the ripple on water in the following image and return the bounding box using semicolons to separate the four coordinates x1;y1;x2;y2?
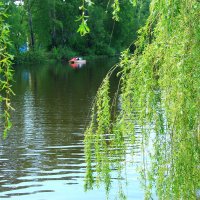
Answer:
0;60;144;200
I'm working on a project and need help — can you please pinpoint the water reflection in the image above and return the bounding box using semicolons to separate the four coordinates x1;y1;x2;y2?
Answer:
0;58;144;199
69;63;86;69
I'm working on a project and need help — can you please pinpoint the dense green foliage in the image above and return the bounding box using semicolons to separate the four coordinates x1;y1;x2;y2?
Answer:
84;0;200;199
0;2;14;138
1;0;199;199
2;0;149;62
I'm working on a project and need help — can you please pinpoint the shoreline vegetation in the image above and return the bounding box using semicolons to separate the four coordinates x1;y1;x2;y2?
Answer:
4;0;149;65
13;49;120;65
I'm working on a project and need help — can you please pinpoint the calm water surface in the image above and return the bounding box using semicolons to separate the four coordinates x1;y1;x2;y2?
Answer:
0;58;144;199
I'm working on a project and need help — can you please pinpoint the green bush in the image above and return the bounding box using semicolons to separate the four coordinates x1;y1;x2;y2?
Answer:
95;43;116;56
51;46;78;61
14;49;47;64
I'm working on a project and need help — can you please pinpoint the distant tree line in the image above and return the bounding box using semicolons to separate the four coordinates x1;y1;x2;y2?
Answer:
2;0;150;62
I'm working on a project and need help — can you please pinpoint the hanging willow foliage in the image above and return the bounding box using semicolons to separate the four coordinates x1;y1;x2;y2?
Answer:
84;0;200;199
78;0;121;35
0;2;14;138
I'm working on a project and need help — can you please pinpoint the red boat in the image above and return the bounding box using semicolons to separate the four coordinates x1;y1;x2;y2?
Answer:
68;57;86;64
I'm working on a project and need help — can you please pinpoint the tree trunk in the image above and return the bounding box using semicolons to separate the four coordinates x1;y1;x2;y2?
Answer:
27;0;35;50
51;0;56;48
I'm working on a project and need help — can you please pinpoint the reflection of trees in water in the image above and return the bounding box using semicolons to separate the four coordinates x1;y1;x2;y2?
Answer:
1;59;118;197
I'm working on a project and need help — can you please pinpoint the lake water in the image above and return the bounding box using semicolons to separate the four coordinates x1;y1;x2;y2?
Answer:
0;58;144;200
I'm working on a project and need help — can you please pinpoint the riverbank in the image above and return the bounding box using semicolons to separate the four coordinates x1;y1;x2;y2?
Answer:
13;48;119;65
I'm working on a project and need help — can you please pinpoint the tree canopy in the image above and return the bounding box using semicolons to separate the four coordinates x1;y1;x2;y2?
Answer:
0;2;13;138
2;0;149;61
83;0;200;199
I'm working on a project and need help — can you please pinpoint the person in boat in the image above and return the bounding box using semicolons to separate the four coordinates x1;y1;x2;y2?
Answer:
69;57;84;63
76;57;82;60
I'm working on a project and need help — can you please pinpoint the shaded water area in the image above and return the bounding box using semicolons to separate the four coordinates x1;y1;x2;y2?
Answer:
0;58;144;199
